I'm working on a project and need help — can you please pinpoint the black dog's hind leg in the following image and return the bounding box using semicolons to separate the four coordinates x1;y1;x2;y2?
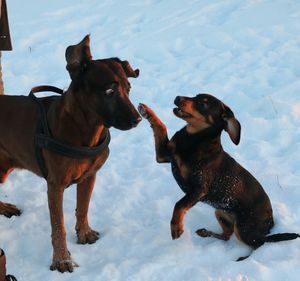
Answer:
0;201;21;218
138;103;171;163
196;209;234;241
234;223;266;261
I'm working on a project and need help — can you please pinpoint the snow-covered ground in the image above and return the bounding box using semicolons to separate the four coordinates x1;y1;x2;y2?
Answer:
1;0;300;280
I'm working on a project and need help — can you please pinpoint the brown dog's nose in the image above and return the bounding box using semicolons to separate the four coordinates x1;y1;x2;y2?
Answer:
132;116;142;127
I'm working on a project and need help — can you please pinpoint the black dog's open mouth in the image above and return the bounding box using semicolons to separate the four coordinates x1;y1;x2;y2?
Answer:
173;107;192;119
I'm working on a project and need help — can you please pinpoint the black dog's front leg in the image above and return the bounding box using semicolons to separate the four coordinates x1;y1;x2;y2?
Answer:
171;192;205;239
138;103;171;163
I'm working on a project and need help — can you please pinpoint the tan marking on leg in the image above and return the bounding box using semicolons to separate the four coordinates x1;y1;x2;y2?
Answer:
196;210;235;240
0;168;13;183
215;210;235;240
170;206;187;239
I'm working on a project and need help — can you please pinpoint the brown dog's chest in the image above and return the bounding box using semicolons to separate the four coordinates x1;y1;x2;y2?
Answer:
46;148;110;186
73;149;109;183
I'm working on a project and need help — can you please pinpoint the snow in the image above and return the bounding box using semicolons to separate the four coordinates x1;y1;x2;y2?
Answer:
1;0;300;280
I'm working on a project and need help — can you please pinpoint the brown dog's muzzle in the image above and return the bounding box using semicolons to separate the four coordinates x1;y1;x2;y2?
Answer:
113;98;142;130
130;112;142;127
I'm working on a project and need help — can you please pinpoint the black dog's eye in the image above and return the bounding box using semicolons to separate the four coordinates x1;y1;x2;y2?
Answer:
197;100;209;110
202;101;209;109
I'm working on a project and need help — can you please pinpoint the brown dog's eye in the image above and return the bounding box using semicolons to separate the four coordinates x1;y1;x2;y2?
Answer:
127;82;131;92
105;88;114;96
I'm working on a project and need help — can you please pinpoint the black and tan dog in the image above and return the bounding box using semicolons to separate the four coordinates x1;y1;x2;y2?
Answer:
138;94;299;260
0;35;141;272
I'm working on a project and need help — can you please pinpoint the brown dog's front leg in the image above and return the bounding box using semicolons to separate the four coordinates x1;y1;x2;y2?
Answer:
138;103;171;163
171;193;201;239
76;174;100;244
47;183;77;273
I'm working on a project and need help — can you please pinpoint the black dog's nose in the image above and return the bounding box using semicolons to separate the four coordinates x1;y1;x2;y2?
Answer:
174;96;184;106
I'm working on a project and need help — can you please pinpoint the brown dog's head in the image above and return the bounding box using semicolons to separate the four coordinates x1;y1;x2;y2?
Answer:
173;94;241;144
65;35;141;130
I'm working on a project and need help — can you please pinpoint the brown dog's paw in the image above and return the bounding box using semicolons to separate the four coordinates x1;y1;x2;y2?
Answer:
0;201;22;218
50;253;79;273
195;228;211;237
77;227;100;244
50;260;78;273
170;222;184;240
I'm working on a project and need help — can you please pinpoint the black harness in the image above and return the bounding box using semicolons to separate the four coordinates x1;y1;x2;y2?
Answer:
29;85;111;180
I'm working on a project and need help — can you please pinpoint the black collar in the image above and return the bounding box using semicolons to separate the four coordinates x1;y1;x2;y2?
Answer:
29;85;110;179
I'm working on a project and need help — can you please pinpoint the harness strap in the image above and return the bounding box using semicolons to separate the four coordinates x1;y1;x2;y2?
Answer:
29;85;110;179
35;133;111;159
5;275;18;281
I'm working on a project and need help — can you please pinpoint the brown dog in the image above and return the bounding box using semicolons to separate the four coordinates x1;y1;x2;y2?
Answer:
0;249;17;281
0;35;141;272
139;94;299;260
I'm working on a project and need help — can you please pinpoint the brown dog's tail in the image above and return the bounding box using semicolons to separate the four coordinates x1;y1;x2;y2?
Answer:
264;233;300;242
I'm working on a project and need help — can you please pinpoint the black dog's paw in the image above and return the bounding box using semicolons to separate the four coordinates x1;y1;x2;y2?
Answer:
196;228;211;237
0;202;22;218
170;222;184;240
236;255;250;262
138;103;149;119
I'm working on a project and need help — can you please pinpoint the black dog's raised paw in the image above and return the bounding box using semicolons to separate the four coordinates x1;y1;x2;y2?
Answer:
138;103;149;119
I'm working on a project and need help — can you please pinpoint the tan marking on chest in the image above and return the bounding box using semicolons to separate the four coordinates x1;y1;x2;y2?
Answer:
173;154;189;179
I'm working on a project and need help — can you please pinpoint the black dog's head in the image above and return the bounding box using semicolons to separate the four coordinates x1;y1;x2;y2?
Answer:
65;35;141;130
173;94;241;144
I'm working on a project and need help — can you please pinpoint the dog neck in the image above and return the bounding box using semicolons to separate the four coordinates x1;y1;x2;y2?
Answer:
172;124;223;162
49;87;108;148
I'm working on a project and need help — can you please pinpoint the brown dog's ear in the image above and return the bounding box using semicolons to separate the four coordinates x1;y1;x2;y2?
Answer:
65;35;92;80
222;104;241;145
119;60;140;78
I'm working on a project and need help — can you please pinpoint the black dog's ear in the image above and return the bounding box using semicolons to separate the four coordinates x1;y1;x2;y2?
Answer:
119;60;140;78
65;34;92;80
222;103;241;145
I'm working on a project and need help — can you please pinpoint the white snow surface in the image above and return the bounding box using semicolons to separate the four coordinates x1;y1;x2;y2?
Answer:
1;0;300;280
